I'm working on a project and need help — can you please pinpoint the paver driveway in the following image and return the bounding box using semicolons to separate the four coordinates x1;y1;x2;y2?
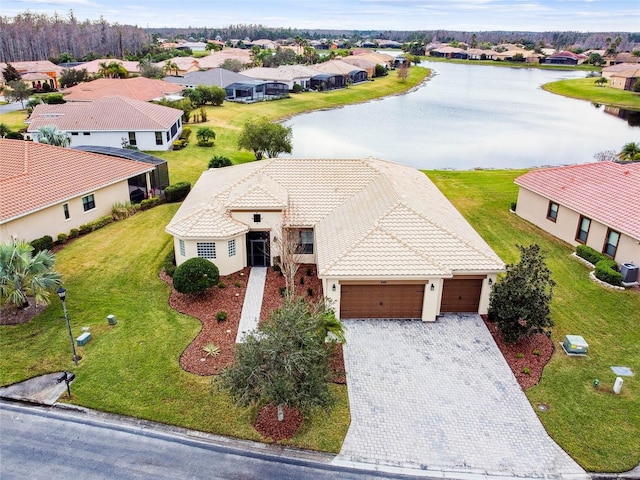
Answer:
333;315;588;479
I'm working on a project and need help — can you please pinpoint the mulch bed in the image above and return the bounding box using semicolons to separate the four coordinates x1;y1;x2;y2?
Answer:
483;317;554;390
254;404;303;441
0;298;47;325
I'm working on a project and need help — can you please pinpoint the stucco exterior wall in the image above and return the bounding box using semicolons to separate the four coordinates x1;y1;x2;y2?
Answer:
175;234;247;276
0;181;130;243
516;187;639;265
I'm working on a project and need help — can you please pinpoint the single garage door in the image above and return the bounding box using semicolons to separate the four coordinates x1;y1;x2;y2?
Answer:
441;279;483;313
340;284;424;319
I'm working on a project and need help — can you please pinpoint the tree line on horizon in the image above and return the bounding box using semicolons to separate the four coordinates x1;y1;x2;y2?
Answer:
1;10;638;63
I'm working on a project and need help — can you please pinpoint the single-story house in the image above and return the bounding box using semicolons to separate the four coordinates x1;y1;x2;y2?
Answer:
0;60;62;90
224;80;289;103
541;51;586;65
0;139;155;243
165;158;505;321
61;77;184;102
153;57;202;76
241;65;320;90
609;69;640;91
340;56;377;77
466;49;497;60
310;60;368;84
163;68;254;89
309;73;345;91
177;42;208;52
26;95;183;151
72;59;142;76
602;63;640;79
430;47;468;59
514;162;640;267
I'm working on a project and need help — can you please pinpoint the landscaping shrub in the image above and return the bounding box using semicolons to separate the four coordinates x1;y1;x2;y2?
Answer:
576;244;605;265
140;196;160;211
292;83;303;93
180;127;192;140
164;249;176;277
218;281;227;288
79;223;92;235
216;310;228;322
208;155;233;168
279;286;287;297
594;258;623;286
88;215;114;230
172;139;187;150
510;201;517;211
57;233;68;244
165;182;191;203
69;228;79;238
30;235;54;252
307;288;314;297
5;131;23;140
172;257;219;295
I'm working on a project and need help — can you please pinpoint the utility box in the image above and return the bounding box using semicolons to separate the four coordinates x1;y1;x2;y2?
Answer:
563;335;588;355
620;263;638;283
76;332;92;346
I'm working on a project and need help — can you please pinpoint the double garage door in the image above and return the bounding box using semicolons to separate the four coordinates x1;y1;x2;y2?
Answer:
340;284;424;319
340;279;483;319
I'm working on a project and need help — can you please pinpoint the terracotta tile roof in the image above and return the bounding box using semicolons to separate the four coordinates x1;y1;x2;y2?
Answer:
515;162;640;239
0;60;63;75
72;59;142;74
0;139;153;222
26;96;183;133
61;77;183;101
310;60;366;76
167;158;504;278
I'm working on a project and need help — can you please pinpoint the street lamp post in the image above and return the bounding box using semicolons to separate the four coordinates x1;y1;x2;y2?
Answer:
57;287;78;366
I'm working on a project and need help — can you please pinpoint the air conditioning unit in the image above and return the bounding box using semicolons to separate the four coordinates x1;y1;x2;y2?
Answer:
620;263;638;283
563;335;588;355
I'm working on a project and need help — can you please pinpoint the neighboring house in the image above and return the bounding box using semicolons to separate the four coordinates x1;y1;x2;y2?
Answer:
377;40;403;49
609;69;640;91
541;51;586;65
224;80;289;102
430;47;468;59
166;158;504;321
340;56;377;77
153;57;202;76
249;39;279;50
0;60;62;90
242;65;320;90
177;42;208;52
514;162;640;267
0;139;154;243
61;77;184;102
310;60;368;84
466;49;497;60
72;59;142;76
602;63;640;79
163;68;254;89
354;51;397;69
26;95;183;151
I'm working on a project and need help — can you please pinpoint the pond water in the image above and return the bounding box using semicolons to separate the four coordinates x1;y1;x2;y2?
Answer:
283;61;639;169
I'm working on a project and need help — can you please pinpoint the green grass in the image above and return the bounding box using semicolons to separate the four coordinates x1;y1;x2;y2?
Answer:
422;56;600;71
543;78;640;111
0;109;28;131
427;170;640;472
0;204;349;452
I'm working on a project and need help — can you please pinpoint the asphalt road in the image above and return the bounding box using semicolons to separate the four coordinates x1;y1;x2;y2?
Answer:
0;400;430;480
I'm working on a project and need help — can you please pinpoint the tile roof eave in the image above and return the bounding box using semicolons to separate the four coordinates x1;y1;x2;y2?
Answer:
1;171;154;223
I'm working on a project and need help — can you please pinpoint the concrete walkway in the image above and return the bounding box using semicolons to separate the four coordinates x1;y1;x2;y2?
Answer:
333;316;589;480
235;267;267;343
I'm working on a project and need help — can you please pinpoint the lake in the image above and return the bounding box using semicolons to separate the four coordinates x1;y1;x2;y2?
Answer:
283;61;639;169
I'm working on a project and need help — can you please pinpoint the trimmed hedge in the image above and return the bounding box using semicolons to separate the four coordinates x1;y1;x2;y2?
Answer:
576;244;605;265
30;235;54;252
173;257;219;295
140;196;160;211
164;249;177;277
595;258;623;286
57;233;68;244
165;182;191;203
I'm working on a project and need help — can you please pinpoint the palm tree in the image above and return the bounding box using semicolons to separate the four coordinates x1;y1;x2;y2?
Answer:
36;125;71;147
619;142;640;162
164;60;179;76
196;127;216;146
0;239;62;309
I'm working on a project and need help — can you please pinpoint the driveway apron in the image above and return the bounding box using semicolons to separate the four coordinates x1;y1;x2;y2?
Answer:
333;316;588;479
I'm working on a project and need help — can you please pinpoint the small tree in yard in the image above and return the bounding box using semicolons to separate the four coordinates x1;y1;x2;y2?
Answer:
237;117;292;160
5;80;32;108
172;258;219;295
219;298;335;422
488;244;555;344
196;127;215;146
397;63;409;82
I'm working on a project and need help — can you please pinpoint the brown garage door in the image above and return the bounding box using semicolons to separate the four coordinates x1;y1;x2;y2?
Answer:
441;279;483;313
340;284;424;319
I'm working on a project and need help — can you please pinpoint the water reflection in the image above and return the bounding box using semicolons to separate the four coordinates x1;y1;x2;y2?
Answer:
284;61;639;169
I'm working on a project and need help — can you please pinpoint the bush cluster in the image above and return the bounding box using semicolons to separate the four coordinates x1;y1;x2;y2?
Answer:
165;182;191;203
164;249;177;277
576;244;604;265
140;196;160;211
595;258;623;286
209;156;232;168
172;257;220;295
57;233;68;244
30;235;54;252
79;215;113;235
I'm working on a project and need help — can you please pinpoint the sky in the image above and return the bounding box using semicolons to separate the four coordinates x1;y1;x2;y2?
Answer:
2;0;639;32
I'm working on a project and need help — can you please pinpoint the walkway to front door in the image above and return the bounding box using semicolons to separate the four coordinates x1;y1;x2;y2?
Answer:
235;267;267;343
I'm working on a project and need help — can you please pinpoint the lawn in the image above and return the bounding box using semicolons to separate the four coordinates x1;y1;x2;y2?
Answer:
0;204;350;452
542;77;640;111
427;170;640;472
